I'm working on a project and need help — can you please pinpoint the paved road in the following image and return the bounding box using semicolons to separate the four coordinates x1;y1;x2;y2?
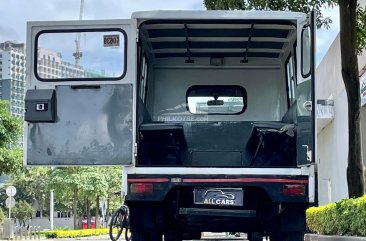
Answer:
54;233;251;241
1;233;254;241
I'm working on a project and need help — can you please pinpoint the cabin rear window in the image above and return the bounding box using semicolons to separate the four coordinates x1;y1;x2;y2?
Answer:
187;85;247;115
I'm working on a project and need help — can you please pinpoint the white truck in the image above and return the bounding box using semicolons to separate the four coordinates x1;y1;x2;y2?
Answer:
24;10;316;241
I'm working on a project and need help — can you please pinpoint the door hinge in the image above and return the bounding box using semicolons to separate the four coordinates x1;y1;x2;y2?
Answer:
134;143;138;157
136;29;139;43
302;145;312;162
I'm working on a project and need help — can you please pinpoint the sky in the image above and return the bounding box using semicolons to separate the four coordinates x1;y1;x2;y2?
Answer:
0;0;339;64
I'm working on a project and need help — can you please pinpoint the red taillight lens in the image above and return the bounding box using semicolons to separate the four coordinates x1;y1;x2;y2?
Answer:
283;184;305;195
130;183;154;193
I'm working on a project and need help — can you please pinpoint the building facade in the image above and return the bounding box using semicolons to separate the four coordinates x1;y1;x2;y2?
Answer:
37;48;85;79
0;42;88;122
316;33;366;205
0;41;26;118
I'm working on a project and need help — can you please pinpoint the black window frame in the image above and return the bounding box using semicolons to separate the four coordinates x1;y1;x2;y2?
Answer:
285;55;296;107
186;85;247;115
34;28;128;82
139;54;149;104
301;26;311;78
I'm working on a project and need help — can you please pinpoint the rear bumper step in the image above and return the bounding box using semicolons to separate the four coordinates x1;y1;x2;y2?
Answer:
179;208;256;218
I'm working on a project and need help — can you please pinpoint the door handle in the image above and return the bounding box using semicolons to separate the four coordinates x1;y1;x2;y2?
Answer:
70;85;101;90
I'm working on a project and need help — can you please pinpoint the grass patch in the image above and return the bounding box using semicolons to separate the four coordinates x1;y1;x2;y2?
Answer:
44;228;111;238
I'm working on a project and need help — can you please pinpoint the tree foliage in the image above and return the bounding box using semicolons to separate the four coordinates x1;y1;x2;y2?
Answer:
204;0;337;27
0;100;23;176
204;0;366;51
2;167;121;229
204;0;365;197
356;5;366;54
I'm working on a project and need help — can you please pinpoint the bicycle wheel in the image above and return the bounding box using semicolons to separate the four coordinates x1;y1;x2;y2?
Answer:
109;209;124;241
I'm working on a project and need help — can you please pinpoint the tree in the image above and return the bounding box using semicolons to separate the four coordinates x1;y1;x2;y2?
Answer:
204;0;365;197
339;0;365;198
77;167;109;228
0;100;23;176
12;200;35;226
48;167;122;229
9;168;50;218
48;167;85;229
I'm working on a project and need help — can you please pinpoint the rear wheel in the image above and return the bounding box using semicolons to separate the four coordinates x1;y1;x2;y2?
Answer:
164;231;182;241
248;232;262;241
132;232;148;241
132;230;162;241
285;232;304;241
151;231;163;241
270;232;304;241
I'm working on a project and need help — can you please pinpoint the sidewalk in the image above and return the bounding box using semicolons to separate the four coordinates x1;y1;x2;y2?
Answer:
305;234;366;241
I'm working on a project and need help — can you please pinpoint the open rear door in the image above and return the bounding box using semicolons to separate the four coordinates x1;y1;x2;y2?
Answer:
296;11;316;166
25;19;136;166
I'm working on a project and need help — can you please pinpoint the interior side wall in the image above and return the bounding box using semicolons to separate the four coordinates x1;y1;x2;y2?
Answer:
149;67;287;122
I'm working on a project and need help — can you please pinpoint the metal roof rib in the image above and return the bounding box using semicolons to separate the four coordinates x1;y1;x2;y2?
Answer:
241;23;254;63
184;24;194;63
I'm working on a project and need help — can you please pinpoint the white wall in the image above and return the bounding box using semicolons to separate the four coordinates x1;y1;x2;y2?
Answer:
316;34;349;205
28;217;74;230
316;32;366;204
29;217;74;230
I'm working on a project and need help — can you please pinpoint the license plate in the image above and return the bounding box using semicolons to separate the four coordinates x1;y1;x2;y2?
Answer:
194;188;243;206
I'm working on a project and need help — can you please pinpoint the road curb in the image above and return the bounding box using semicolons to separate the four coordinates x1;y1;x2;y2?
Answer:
305;234;366;241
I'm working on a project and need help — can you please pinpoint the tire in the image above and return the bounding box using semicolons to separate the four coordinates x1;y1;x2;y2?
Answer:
248;232;262;241
270;232;304;241
132;232;148;241
164;232;182;241
284;232;304;241
151;231;163;241
132;231;162;241
109;209;124;241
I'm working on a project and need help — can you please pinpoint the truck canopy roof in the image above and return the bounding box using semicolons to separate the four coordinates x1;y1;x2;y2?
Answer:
136;11;304;60
132;10;307;22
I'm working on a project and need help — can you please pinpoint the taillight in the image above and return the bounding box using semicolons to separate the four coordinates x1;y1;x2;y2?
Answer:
283;184;305;195
130;183;154;193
